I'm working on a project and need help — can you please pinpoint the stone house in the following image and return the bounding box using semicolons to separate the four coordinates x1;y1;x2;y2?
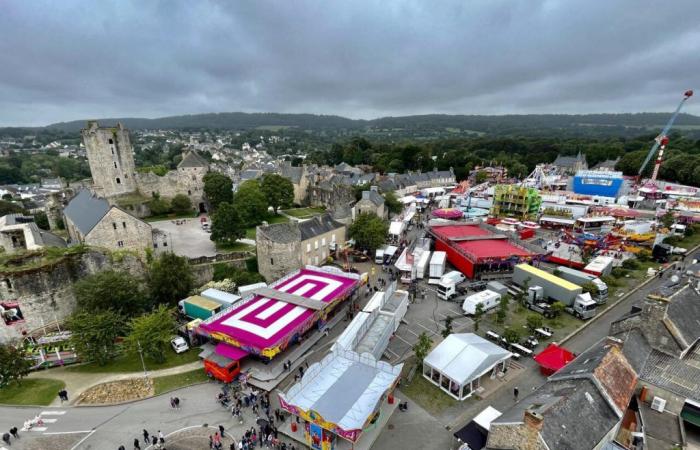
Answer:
553;151;588;174
256;214;345;281
354;186;386;219
63;190;152;254
0;214;66;253
486;337;637;450
307;176;355;211
279;161;309;205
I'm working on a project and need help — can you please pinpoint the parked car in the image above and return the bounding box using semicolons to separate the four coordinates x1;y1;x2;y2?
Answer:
170;336;190;353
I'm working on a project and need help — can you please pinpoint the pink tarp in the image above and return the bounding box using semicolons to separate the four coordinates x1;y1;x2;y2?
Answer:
432;208;464;220
215;342;249;361
201;268;358;357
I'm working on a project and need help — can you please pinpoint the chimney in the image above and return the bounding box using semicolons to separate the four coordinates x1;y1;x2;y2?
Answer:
370;185;378;192
523;410;544;431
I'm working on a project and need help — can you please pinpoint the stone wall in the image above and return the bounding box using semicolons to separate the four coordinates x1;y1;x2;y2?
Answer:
82;122;138;198
257;239;301;281
136;168;206;210
85;208;153;255
0;249;144;343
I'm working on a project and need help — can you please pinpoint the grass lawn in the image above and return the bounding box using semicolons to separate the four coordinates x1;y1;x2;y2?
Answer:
216;242;256;253
0;379;65;406
281;207;326;219
153;368;210;395
402;369;458;416
145;211;199;223
67;348;200;374
244;214;289;240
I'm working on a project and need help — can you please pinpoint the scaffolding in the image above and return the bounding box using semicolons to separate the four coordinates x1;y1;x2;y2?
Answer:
490;185;541;220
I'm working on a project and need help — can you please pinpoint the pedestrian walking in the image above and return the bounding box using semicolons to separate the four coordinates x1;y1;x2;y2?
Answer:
133;437;141;449
143;429;150;444
174;397;180;409
170;397;176;409
2;432;10;446
118;445;125;450
209;435;214;449
9;427;18;439
513;386;519;401
219;424;225;438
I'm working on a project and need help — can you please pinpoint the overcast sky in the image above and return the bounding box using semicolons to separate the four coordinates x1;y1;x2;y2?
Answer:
1;0;699;126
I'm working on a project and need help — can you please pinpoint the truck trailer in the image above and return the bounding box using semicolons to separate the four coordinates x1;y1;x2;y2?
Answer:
555;266;608;304
179;295;223;320
428;251;447;284
462;289;501;315
512;264;597;319
437;271;467;300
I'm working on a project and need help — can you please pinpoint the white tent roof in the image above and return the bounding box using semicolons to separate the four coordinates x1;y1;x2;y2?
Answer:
474;406;502;430
399;195;416;204
389;221;405;236
424;333;511;386
280;350;402;431
200;288;241;305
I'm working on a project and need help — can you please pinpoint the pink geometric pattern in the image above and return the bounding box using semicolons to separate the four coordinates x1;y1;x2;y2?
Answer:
202;268;358;357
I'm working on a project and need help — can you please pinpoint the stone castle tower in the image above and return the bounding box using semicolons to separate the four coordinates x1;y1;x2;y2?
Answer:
82;121;138;197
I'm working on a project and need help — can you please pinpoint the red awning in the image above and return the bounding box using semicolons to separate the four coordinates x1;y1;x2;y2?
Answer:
215;342;249;361
534;343;575;373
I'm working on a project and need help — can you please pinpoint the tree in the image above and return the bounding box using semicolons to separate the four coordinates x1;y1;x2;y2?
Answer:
74;270;147;317
353;183;372;202
210;202;245;244
34;211;50;230
496;294;509;324
413;332;433;363
0;343;32;388
67;311;124;366
581;282;599;297
260;174;294;213
473;303;484;332
383;191;402;216
148;252;194;306
233;180;269;226
203;172;233;210
526;314;543;333
502;327;521;344
475;171;489;184
348;213;388;252
170;194;192;215
442;316;453;338
148;193;171;216
551;301;565;317
661;211;675;229
125;305;176;364
516;277;530;306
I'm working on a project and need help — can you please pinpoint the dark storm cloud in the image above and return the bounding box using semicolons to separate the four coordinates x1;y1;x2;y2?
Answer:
1;0;699;126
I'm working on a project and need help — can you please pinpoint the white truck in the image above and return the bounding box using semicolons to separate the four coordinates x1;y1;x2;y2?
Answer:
415;250;432;280
437;271;467;300
462;289;501;315
428;251;447;284
555;266;608;304
375;246;386;264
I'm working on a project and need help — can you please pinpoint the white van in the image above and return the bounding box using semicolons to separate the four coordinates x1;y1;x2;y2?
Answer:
462;290;501;316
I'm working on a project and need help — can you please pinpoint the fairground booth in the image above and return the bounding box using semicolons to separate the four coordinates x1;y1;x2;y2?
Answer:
534;343;575;376
279;349;402;450
429;223;540;279
197;266;361;381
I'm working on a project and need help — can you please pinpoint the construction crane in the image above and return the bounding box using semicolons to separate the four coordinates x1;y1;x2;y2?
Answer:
638;90;693;185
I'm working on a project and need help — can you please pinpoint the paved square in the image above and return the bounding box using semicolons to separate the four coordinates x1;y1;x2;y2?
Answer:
150;217;217;257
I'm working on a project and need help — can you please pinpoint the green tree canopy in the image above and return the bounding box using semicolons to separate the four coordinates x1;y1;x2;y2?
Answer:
260;173;294;213
170;194;192;215
125;305;176;364
413;331;433;362
148;253;194;306
203;172;233;210
210;202;245;244
67;311;124;366
233;180;269;227
348;212;388;252
0;343;32;388
148;193;171;216
502;327;521;344
74;270;147;317
383;191;402;215
526;314;543;333
0;200;25;216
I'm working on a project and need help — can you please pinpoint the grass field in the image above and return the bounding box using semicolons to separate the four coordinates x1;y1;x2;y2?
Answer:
402;369;458;416
145;211;199;222
281;207;326;219
216;242;256;253
153;369;210;395
0;379;65;406
67;348;200;374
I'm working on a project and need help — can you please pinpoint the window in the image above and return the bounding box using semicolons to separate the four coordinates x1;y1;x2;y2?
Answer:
322;238;326;246
188;190;192;195
112;222;117;230
114;162;117;168
116;177;121;184
108;138;114;144
332;233;336;242
154;243;158;248
122;222;126;229
306;243;311;253
314;240;319;250
117;241;124;248
124;173;128;178
163;242;167;247
270;258;274;265
111;148;114;155
314;256;319;265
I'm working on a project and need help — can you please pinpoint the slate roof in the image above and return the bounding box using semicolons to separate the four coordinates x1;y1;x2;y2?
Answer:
638;347;700;403
63;190;111;235
178;151;209;168
298;214;344;241
361;189;384;206
592;158;620;170
256;222;301;244
554;152;587;168
665;287;700;349
240;169;263;181
280;164;303;184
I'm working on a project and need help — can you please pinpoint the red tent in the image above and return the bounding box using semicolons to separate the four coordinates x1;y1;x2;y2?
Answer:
534;343;576;376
